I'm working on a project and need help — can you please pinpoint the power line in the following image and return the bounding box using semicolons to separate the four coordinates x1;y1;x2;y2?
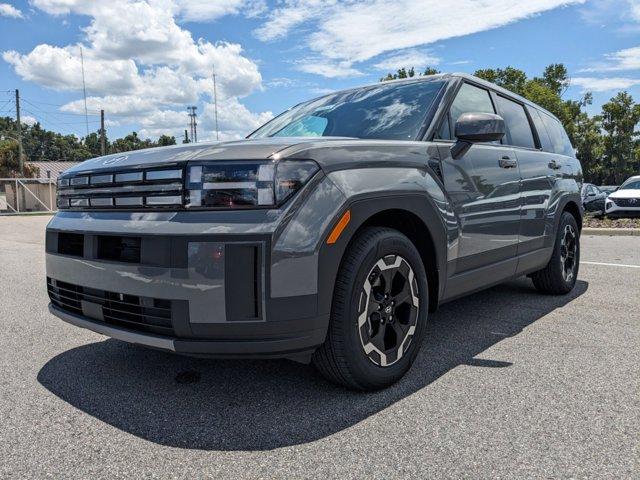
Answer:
0;99;14;114
21;98;100;118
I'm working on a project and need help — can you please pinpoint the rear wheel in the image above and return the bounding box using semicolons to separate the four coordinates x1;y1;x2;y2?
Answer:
312;227;428;390
531;211;580;294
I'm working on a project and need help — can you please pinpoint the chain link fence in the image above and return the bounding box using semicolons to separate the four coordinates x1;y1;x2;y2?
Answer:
0;178;57;214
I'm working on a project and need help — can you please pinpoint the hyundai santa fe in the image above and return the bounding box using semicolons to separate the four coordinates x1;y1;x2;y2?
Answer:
47;73;583;390
605;175;640;217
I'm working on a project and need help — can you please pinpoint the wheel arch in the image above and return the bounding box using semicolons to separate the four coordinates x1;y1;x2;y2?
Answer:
562;199;583;231
317;194;448;319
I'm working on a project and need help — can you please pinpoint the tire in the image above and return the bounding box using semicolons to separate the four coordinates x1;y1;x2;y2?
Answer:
531;211;580;295
312;227;429;390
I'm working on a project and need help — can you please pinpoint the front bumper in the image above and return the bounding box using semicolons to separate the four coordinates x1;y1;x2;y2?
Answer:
49;303;326;359
605;202;640;217
44;178;348;359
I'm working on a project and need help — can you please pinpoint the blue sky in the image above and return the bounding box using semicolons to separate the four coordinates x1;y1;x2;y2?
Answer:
0;0;639;142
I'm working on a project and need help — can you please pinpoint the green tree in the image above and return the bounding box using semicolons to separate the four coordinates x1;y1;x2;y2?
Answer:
157;134;176;146
600;92;640;184
474;67;528;96
381;66;440;82
110;132;154;153
0;138;21;177
83;132;104;156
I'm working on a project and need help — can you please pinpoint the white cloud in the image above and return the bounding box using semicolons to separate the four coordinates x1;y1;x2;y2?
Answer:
630;0;640;21
579;0;640;28
21;115;37;126
174;0;266;22
373;49;440;71
4;0;270;140
572;76;640;92
3;45;139;94
0;3;22;18
581;46;640;72
254;0;584;77
296;59;363;78
254;0;339;41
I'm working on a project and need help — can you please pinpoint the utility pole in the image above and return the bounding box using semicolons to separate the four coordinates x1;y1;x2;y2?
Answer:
187;107;193;142
15;89;23;175
100;109;106;156
79;46;89;137
212;67;219;141
187;106;198;143
183;129;189;144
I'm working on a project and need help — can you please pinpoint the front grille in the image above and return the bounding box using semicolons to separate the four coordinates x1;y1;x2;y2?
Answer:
47;277;175;336
57;166;184;210
611;198;640;208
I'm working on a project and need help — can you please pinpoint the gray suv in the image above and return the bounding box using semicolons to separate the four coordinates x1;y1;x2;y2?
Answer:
47;73;583;390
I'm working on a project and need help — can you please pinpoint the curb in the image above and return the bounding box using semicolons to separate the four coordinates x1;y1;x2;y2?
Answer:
582;227;640;236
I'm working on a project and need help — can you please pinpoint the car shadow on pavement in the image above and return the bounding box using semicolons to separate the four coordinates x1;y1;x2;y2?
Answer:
37;277;588;451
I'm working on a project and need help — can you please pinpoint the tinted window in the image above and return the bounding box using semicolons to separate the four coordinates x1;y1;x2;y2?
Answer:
436;114;451;140
450;83;496;132
530;108;553;152
620;179;640;190
250;79;445;140
274;115;328;137
495;95;535;149
541;113;574;157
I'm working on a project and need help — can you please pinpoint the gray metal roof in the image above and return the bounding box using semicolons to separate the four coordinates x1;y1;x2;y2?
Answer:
26;161;81;181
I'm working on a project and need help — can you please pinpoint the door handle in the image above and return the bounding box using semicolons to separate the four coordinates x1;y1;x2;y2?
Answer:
548;160;562;170
499;156;517;169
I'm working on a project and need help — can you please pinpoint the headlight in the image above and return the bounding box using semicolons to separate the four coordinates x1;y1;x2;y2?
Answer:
185;160;319;209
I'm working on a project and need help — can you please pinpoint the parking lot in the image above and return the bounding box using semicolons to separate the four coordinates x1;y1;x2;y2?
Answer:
1;215;638;478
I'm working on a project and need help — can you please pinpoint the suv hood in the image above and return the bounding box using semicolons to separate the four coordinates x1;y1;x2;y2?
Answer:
63;137;351;175
609;188;640;199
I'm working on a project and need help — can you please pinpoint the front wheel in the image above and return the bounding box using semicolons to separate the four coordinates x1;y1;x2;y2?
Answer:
531;212;580;294
312;227;429;390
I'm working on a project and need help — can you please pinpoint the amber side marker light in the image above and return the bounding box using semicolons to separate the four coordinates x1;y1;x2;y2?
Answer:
327;210;351;244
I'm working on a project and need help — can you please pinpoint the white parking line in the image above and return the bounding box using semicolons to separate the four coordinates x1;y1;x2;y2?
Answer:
582;261;640;269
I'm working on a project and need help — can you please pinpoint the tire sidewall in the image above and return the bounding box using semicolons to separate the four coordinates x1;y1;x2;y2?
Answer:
555;212;580;291
337;230;429;389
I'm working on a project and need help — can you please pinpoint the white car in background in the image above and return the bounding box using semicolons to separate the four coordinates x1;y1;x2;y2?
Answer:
605;175;640;217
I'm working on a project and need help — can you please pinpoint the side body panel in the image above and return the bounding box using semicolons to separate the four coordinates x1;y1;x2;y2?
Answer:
436;143;521;274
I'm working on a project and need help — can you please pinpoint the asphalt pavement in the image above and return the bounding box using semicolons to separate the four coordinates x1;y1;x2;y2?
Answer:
0;216;638;478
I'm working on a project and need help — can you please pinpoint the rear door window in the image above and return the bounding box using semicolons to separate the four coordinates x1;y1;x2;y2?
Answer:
540;113;574;157
495;95;535;149
529;108;553;152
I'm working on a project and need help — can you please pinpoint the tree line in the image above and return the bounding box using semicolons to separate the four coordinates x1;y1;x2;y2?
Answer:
0;115;179;177
382;64;640;185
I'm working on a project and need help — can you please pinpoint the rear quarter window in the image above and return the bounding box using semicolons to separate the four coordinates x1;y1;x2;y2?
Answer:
540;112;574;157
529;108;553;152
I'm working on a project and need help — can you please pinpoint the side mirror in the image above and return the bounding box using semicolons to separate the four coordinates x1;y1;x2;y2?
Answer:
451;112;505;159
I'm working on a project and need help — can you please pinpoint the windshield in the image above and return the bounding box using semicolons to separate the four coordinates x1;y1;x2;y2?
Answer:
620;179;640;190
250;79;445;141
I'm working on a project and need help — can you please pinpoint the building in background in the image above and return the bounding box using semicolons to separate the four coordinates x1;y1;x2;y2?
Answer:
1;162;80;213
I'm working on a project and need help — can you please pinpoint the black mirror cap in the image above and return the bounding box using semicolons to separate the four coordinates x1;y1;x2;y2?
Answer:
454;112;505;143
